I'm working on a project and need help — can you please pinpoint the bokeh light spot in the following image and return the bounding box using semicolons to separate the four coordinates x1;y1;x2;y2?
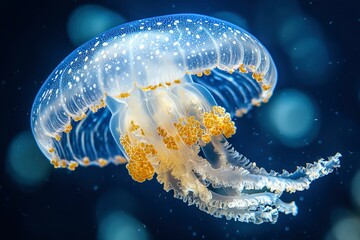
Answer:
351;170;360;210
261;89;319;147
6;130;51;188
330;217;360;240
98;212;150;240
67;4;126;46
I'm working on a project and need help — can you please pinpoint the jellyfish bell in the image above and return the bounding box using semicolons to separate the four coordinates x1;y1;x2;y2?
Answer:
31;14;341;224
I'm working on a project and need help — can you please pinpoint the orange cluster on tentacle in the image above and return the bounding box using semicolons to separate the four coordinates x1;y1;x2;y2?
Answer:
174;116;203;145
203;106;236;138
157;127;179;150
120;125;157;182
118;106;236;182
170;106;236;146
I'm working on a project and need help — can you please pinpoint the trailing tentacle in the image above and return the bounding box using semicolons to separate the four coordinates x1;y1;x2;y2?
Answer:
190;152;341;193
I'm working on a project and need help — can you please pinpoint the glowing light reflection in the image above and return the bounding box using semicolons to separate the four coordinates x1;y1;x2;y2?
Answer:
261;89;319;147
98;212;150;240
67;4;126;46
6;130;51;188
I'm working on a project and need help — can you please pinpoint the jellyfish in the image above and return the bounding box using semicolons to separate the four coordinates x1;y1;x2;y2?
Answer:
31;14;341;224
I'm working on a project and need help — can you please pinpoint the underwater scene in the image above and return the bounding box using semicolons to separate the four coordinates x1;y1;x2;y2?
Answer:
1;0;359;239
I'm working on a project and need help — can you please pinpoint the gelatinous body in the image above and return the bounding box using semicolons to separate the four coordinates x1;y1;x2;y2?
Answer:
31;14;341;223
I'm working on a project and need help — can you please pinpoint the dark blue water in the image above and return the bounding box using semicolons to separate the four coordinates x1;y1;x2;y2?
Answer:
1;0;359;239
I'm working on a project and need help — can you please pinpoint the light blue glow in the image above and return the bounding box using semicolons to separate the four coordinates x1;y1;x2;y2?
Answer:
267;89;318;147
67;4;126;46
329;216;360;240
6;131;51;187
351;170;360;210
98;212;150;240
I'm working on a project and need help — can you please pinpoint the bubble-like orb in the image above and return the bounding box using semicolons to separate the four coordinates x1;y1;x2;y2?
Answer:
351;170;360;210
266;89;318;147
67;4;126;46
330;217;360;240
98;212;150;240
7;130;51;187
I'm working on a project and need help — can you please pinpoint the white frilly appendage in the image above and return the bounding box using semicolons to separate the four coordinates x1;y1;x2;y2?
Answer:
160;140;341;224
